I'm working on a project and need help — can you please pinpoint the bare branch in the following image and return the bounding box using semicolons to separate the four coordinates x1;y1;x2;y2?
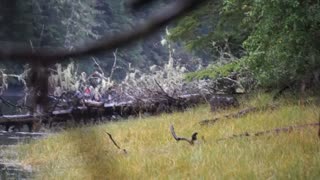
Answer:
109;49;118;80
170;124;197;145
154;79;167;93
154;79;177;101
29;40;34;52
92;57;105;76
105;132;127;153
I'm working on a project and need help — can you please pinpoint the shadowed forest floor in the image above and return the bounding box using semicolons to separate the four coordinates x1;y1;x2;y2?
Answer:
18;93;320;179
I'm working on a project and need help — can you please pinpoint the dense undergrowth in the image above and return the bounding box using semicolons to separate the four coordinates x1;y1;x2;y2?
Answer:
18;93;320;179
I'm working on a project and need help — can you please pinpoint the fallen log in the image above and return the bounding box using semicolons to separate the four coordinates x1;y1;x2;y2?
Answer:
199;107;258;126
0;93;209;132
0;115;33;123
217;122;320;142
318;116;320;139
200;104;278;126
52;108;74;115
84;100;104;107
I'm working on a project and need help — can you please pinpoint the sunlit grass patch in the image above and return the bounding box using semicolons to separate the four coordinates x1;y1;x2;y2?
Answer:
18;96;320;179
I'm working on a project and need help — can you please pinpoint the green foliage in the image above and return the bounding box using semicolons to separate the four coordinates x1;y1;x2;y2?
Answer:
169;0;247;61
238;0;320;87
185;60;242;81
173;0;320;88
34;0;100;47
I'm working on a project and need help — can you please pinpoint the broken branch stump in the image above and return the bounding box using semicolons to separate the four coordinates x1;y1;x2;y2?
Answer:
170;124;197;145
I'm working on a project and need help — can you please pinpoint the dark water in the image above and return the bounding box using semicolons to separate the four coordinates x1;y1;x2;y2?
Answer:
0;163;32;180
1;87;26;115
0;131;46;145
0;95;26;115
0;132;46;179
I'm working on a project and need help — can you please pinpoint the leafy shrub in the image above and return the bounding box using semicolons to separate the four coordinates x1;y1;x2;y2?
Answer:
185;60;242;81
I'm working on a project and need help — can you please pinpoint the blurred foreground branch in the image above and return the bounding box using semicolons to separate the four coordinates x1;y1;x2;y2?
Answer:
0;0;208;63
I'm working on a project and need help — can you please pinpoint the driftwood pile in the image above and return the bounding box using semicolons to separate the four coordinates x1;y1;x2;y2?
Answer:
0;91;208;132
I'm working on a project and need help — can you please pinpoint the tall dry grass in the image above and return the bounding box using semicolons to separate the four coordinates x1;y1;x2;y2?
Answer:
18;94;320;179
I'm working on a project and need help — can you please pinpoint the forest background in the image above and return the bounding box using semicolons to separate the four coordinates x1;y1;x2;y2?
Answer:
0;0;319;92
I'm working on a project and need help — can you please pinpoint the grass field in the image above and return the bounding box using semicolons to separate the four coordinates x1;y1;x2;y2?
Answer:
18;94;320;179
